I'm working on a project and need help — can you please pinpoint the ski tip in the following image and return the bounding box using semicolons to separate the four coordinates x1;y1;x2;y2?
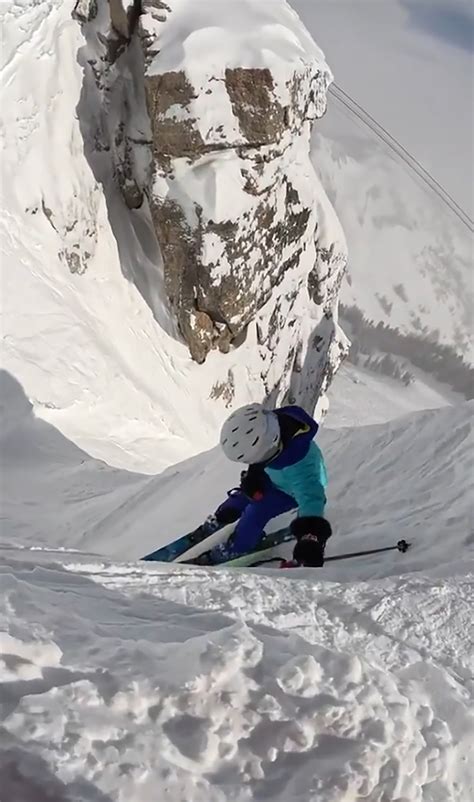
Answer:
397;539;411;553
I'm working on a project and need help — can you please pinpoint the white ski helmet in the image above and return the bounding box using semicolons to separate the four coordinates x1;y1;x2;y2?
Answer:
220;403;281;464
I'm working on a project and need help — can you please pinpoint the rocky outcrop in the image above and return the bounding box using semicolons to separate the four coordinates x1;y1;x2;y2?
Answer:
74;0;348;410
73;0;98;23
108;0;140;40
137;0;347;387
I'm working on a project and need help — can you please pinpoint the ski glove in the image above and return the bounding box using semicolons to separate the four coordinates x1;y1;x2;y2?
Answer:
290;517;332;568
292;536;325;567
290;516;332;544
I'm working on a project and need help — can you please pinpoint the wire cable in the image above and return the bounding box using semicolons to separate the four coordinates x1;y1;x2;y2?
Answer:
328;83;474;233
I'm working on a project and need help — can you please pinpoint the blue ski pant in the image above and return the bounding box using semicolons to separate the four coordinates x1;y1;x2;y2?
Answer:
216;486;296;555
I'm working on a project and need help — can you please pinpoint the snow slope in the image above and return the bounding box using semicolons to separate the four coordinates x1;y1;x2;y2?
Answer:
289;1;473;358
0;371;472;800
325;363;463;429
1;544;472;801
313;125;473;360
1;2;473;800
291;0;474;218
2;367;472;577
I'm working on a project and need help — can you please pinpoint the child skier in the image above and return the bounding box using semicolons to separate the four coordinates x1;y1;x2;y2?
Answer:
208;403;332;567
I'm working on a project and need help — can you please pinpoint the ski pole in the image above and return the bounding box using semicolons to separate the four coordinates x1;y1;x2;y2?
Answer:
250;539;411;568
324;538;411;562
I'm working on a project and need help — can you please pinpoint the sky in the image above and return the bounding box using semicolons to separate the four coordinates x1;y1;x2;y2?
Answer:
290;0;474;218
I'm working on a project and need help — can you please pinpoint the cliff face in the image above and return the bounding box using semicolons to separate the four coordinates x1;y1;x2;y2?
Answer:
73;0;348;409
139;1;347;377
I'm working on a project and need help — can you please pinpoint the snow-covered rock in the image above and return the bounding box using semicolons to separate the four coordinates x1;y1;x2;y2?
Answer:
139;0;343;366
104;0;349;390
0;0;347;469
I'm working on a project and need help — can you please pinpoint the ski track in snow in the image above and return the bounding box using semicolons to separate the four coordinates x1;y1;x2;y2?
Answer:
1;551;473;802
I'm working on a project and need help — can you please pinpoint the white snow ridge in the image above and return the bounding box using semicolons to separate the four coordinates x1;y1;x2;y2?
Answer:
1;1;473;802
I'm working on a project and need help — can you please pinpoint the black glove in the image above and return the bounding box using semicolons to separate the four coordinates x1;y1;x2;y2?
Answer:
292;536;325;567
240;468;266;499
290;516;332;544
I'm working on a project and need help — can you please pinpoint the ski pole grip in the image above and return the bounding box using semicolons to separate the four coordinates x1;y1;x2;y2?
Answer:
397;539;410;552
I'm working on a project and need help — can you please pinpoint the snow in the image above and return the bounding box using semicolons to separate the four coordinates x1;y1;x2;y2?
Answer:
166;152;256;226
1;548;472;801
0;0;341;473
291;0;474;219
1;1;473;799
280;3;474;358
144;0;325;77
312;129;473;359
2;364;472;573
325;363;463;429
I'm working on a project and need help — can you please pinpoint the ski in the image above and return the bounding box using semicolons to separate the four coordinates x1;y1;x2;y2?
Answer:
142;517;226;562
184;526;294;567
250;539;412;568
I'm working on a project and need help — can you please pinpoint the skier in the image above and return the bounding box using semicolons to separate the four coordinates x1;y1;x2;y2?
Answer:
207;403;332;567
